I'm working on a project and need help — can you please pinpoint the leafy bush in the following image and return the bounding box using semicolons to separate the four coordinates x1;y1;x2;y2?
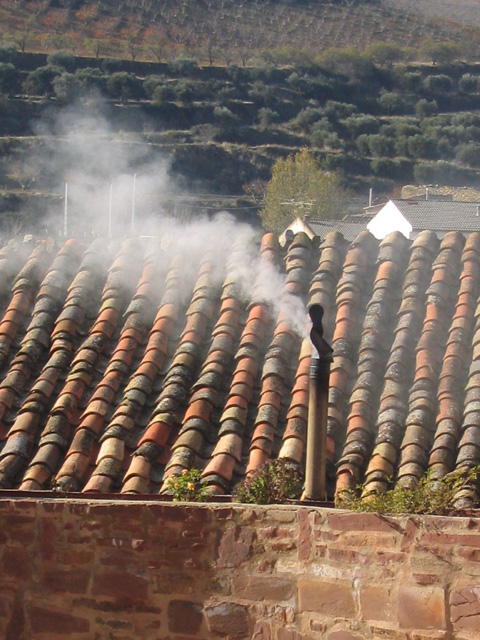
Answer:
258;107;278;129
423;74;454;95
459;74;480;93
75;67;104;92
106;72;143;102
143;74;166;98
171;56;198;76
166;468;209;502
24;65;63;96
47;51;76;72
0;44;17;64
101;58;123;74
336;467;480;515
378;92;406;115
398;71;422;91
234;459;302;504
345;114;380;137
456;143;480;167
415;99;438;119
413;160;462;184
323;100;358;121
367;134;395;157
53;72;79;104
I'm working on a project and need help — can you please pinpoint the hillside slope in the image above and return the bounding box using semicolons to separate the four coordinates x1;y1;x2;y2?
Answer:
0;0;475;64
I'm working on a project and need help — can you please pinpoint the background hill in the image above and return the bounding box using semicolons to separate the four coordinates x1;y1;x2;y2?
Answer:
0;0;477;64
0;0;479;236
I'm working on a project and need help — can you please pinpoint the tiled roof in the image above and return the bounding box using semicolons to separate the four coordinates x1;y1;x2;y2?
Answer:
1;228;480;506
392;199;480;233
306;218;369;241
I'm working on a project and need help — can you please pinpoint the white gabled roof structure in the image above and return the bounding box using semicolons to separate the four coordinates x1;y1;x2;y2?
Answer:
367;200;413;239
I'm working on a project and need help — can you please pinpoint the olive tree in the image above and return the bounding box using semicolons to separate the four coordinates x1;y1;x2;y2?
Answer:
260;149;347;233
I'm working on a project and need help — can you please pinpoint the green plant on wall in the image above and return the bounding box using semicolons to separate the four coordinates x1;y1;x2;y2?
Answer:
166;468;210;502
234;459;302;505
336;467;480;516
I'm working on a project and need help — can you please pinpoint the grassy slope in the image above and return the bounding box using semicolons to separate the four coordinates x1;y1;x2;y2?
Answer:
0;0;474;63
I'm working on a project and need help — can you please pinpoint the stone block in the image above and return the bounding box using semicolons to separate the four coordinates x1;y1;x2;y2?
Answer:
168;599;204;634
233;575;295;601
92;570;148;600
217;526;254;568
42;568;90;594
205;602;250;638
327;631;365;640
398;586;446;630
450;585;480;630
3;546;31;582
28;605;90;634
298;580;355;617
360;585;394;622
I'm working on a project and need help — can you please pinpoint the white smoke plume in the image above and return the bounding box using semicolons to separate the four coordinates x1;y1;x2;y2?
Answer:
23;98;309;337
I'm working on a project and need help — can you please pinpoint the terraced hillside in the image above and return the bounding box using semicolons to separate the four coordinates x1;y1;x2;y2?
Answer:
0;0;474;64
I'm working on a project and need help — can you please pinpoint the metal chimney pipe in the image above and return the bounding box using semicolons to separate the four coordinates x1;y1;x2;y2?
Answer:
302;304;333;502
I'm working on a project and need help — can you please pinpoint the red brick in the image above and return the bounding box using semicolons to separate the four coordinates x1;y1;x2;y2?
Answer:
298;580;355;617
376;551;407;565
327;631;365;640
411;573;441;586
420;532;480;547
327;512;399;533
29;605;90;634
456;547;480;562
41;518;56;561
398;586;446;630
168;599;204;634
298;510;311;561
217;526;254;568
5;592;25;640
205;602;250;638
400;518;419;552
233;575;295;601
360;585;394;622
450;585;480;630
72;596;161;615
3;547;31;582
92;571;148;600
328;548;371;564
42;568;90;594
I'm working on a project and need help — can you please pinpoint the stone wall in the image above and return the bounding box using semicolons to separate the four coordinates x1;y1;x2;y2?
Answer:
1;497;480;639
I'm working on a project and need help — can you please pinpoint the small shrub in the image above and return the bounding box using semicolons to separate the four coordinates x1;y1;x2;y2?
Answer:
423;74;454;95
415;99;438;120
47;51;76;72
166;468;209;502
234;459;302;505
336;467;480;516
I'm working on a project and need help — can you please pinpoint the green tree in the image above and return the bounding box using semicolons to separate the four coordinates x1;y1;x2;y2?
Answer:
106;72;142;103
420;40;459;65
415;99;438;120
24;65;63;96
364;42;406;68
260;149;347;232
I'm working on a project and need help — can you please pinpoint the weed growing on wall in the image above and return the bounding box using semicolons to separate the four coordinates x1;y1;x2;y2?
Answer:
234;459;302;505
336;467;480;515
166;468;210;502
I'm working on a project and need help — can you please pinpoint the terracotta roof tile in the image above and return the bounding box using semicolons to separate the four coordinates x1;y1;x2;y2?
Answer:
2;225;480;500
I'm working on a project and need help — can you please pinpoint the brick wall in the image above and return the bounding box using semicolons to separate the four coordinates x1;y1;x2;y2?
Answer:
1;498;480;639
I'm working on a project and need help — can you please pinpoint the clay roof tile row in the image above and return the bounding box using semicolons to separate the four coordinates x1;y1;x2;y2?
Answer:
2;228;480;503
